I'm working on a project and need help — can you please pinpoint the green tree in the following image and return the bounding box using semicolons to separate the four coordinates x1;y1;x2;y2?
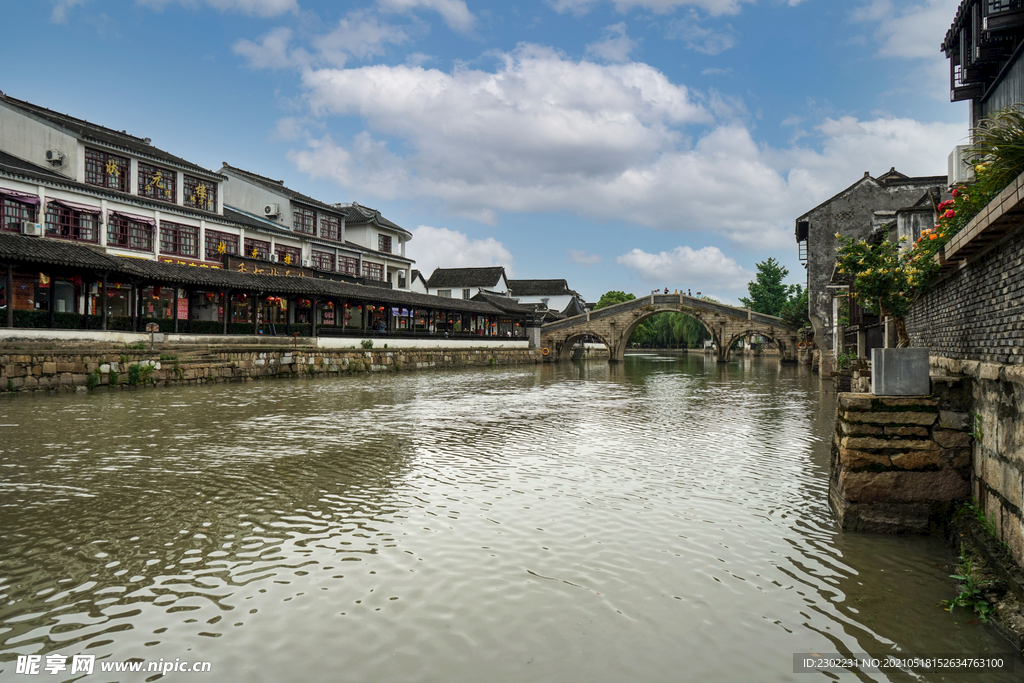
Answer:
594;290;635;310
779;285;809;330
739;258;799;317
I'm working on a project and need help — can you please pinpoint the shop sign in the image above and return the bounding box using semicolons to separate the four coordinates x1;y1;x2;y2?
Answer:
159;257;220;269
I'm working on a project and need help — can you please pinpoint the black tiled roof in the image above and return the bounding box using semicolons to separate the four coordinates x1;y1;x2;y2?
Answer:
507;279;577;297
221;164;348;217
426;267;506;289
471;291;536;314
0;93;221;178
338;203;408;235
0;233;506;315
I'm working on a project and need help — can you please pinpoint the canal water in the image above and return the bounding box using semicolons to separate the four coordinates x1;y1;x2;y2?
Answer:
0;354;1017;682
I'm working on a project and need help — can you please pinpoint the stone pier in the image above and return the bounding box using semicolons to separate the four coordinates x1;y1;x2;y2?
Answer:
829;393;972;533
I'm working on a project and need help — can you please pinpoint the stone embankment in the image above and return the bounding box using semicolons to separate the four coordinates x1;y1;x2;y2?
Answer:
0;343;542;394
830;393;973;533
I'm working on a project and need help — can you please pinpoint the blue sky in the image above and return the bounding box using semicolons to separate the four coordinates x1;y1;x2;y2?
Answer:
3;0;967;303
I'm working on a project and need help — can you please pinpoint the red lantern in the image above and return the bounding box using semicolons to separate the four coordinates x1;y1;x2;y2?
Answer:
238;293;247;302
206;293;215;301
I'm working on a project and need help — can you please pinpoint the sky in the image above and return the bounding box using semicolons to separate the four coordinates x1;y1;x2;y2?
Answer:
2;0;969;304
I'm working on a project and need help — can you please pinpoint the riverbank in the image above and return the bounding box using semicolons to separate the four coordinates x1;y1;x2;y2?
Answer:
0;340;550;395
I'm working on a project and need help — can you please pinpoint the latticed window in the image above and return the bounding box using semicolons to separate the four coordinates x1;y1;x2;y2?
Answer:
275;244;302;266
206;229;239;259
160;221;199;257
244;237;270;260
310;250;334;271
320;214;341;241
84;148;129;192
362;261;384;281
108;214;153;252
378;234;392;253
138;162;176;202
183;175;217;212
293;206;316;235
338;256;359;276
45;203;97;242
1;196;36;232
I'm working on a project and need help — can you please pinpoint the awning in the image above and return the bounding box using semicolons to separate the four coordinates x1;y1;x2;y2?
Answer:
109;210;156;227
49;198;101;214
0;188;41;206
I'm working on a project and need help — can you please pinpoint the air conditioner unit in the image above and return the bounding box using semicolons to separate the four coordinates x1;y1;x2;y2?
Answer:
45;149;65;165
264;203;280;217
20;221;43;236
301;258;311;268
269;253;279;263
948;145;977;186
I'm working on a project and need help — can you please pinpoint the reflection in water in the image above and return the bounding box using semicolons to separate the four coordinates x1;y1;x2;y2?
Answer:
0;354;1016;682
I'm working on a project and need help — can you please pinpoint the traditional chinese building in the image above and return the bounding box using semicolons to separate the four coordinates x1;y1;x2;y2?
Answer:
422;267;510;299
507;279;587;318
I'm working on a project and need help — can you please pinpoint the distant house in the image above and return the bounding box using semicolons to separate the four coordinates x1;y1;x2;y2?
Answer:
408;269;428;294
507;279;587;317
794;168;947;362
423;266;509;299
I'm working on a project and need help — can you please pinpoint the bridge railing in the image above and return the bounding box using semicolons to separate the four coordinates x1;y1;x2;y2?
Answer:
542;293;793;332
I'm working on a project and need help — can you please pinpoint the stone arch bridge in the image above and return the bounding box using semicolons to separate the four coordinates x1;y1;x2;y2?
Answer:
540;293;800;363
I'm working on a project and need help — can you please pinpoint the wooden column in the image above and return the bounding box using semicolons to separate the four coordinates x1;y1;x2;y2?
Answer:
222;290;229;336
5;265;14;328
173;286;180;334
311;298;319;338
47;272;55;329
100;273;108;331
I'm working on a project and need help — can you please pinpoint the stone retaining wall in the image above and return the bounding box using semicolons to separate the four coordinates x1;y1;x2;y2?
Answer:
0;344;542;394
830;393;972;533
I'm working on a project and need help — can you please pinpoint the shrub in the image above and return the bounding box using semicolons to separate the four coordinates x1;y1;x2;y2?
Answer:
360;339;374;349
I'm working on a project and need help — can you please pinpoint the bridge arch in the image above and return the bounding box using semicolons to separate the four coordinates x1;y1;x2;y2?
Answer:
553;330;613;361
722;329;790;363
614;308;719;363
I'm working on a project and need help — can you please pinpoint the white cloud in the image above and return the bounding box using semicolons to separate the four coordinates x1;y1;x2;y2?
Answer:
408;225;514;276
233;27;311;70
851;0;957;60
277;42;963;251
137;0;297;17
314;11;410;66
377;0;475;32
568;249;602;265
585;22;638;63
616;246;751;293
50;0;84;23
666;13;737;54
550;0;754;17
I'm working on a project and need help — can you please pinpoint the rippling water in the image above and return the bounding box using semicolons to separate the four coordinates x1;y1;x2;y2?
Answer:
0;354;1017;682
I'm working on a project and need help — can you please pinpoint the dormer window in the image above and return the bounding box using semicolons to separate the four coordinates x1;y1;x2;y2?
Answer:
294;206;316;235
84;148;129;192
378;234;392;253
320;214;341;241
138;162;176;203
183;175;217;212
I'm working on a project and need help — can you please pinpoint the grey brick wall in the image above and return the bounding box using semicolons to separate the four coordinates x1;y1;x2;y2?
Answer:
906;225;1024;364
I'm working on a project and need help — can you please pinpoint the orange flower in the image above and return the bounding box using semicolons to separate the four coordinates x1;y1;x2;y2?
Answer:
929;233;938;240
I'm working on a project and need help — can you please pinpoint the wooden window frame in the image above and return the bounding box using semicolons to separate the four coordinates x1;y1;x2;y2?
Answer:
160;221;199;257
138;162;177;203
107;215;153;252
293;206;316;236
45;204;98;243
183;175;217;212
378;233;392;253
84;148;129;192
275;244;302;266
205;229;239;260
244;237;271;260
1;196;36;232
338;256;359;277
320;214;341;241
362;261;384;281
310;250;335;272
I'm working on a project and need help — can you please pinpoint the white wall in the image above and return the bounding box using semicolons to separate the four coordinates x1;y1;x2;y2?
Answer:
221;172;292;229
0;104;80;181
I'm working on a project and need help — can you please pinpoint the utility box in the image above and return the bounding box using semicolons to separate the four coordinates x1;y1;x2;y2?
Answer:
871;348;930;396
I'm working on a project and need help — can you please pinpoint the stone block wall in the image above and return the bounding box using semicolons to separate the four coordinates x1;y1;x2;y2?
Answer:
830;393;972;533
906;225;1024;364
931;358;1024;568
0;344;542;395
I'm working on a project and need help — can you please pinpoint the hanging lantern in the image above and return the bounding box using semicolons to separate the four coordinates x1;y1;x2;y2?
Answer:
206;293;215;301
344;303;350;309
238;293;247;302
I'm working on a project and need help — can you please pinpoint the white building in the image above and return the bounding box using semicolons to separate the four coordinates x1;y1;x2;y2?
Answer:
219;164;415;289
507;279;587;317
422;267;509;299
